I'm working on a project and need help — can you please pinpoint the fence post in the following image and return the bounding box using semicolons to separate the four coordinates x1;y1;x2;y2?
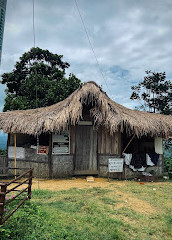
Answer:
28;169;33;199
0;184;7;225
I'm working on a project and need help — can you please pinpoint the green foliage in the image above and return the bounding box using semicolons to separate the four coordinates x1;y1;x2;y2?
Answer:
164;139;172;173
164;139;172;152
0;201;47;239
165;214;172;235
164;157;172;173
1;47;81;111
0;148;7;155
130;70;172;114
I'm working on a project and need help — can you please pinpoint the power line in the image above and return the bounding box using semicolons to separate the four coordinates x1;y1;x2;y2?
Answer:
32;0;36;48
32;0;40;189
32;0;38;110
74;0;113;98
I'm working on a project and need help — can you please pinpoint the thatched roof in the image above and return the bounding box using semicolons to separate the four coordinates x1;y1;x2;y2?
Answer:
0;81;171;137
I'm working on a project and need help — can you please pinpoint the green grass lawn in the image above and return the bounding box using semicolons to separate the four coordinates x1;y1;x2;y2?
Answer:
0;181;172;240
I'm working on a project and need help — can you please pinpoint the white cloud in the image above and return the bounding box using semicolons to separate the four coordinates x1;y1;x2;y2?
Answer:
0;0;172;112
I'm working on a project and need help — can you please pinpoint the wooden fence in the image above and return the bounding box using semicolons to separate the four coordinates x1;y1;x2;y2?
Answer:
0;168;33;225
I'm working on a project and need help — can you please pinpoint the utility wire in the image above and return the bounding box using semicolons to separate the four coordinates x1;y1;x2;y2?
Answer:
74;0;113;98
32;0;40;189
32;0;38;111
32;0;36;48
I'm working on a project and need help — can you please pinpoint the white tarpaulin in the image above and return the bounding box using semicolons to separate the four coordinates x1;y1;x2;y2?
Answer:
154;137;163;154
8;146;25;159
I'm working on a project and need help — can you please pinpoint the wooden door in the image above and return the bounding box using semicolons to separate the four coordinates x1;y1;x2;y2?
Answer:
74;125;98;175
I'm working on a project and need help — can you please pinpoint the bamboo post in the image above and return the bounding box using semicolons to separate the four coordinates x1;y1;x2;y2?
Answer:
0;184;7;225
14;134;17;179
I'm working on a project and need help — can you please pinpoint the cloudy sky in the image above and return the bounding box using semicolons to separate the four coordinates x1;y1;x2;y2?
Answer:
0;0;172;112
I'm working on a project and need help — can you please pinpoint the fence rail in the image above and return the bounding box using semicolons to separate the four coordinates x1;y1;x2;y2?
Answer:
0;166;31;178
0;168;33;225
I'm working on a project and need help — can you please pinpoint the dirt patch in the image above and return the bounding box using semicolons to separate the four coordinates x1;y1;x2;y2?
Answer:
31;178;155;215
31;177;114;191
0;177;159;215
121;216;138;225
114;189;155;215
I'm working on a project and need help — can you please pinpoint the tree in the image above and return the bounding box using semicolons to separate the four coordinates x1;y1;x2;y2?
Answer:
130;70;172;174
130;70;172;115
1;47;81;111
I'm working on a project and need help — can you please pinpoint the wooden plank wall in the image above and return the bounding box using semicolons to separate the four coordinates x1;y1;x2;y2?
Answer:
70;125;121;155
98;126;121;154
70;125;75;154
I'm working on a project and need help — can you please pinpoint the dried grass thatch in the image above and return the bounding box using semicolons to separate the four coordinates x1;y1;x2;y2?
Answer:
0;81;171;137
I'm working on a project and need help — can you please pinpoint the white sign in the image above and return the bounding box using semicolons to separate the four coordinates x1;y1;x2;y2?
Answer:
8;146;25;159
108;158;124;173
53;146;69;154
52;132;69;142
52;131;70;154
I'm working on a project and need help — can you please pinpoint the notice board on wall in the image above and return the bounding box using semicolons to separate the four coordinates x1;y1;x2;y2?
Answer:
108;158;124;173
52;130;70;154
8;146;25;159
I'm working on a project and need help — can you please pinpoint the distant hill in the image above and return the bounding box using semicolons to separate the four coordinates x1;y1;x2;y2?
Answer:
0;134;7;149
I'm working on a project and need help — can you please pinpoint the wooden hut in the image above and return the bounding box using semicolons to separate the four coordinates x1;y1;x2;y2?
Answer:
0;81;171;178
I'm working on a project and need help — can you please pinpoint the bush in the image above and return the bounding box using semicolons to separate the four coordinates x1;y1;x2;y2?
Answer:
164;157;172;174
0;148;7;155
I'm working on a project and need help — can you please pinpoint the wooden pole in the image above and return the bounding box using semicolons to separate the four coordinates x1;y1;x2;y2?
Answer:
28;169;33;199
0;184;7;225
122;134;135;154
48;133;53;178
36;134;40;189
123;159;126;180
14;134;17;179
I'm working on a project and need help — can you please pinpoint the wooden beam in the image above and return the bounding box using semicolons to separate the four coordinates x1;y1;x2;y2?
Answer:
122;134;135;154
0;184;7;225
118;131;122;154
70;125;75;154
98;126;102;154
48;133;53;178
